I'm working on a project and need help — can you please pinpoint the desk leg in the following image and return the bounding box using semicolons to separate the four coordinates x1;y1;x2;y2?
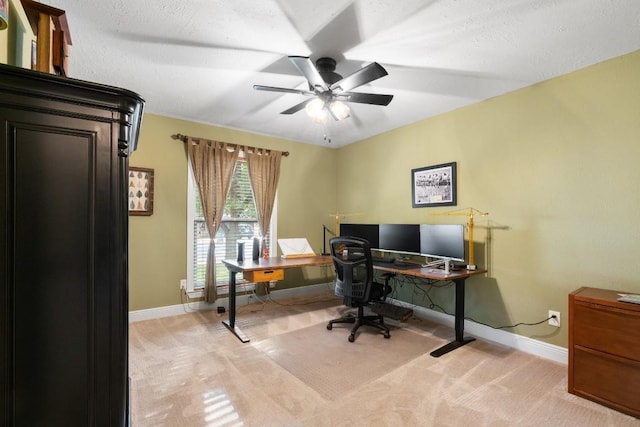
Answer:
222;270;250;343
430;278;475;357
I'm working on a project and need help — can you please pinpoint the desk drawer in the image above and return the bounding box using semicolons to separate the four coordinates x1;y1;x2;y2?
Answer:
244;269;284;283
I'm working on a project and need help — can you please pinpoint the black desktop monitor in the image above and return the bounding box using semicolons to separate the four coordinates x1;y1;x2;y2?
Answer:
419;224;465;262
378;224;420;254
339;223;379;248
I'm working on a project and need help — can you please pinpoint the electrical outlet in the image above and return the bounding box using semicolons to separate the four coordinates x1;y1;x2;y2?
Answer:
179;279;187;290
548;310;560;327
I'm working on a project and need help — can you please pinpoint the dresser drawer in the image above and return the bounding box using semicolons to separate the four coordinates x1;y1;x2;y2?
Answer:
573;301;640;361
572;346;640;417
244;269;284;283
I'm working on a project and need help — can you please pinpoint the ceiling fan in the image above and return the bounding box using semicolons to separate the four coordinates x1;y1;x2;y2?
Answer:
253;56;393;122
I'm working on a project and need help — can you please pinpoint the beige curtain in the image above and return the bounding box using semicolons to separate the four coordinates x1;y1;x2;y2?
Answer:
246;148;283;255
188;138;239;302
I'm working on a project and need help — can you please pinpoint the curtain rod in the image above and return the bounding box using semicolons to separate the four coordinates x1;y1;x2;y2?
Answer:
172;133;289;157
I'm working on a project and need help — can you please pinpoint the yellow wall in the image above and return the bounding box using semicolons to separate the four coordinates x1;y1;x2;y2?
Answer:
3;1;637;351
336;50;640;347
128;114;337;311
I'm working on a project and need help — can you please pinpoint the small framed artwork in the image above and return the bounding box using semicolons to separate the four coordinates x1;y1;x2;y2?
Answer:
128;167;154;216
411;162;457;208
0;0;8;31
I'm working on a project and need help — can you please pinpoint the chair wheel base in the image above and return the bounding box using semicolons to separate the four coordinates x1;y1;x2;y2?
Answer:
326;310;391;342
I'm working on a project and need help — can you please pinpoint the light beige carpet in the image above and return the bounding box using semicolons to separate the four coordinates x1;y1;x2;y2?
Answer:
129;292;640;426
253;323;439;400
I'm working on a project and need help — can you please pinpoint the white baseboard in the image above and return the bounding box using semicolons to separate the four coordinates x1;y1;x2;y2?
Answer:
129;282;334;323
387;298;568;366
128;285;567;365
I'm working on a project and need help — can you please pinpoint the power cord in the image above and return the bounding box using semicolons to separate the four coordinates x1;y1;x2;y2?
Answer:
179;288;203;312
260;291;339;307
418;297;557;329
181;277;558;330
241;282;337;308
401;280;558;330
465;314;556;330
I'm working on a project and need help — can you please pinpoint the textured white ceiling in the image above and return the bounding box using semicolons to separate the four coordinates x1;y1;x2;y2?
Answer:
42;0;640;148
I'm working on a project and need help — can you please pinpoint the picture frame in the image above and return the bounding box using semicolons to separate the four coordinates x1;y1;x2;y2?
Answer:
411;162;457;208
128;167;154;216
0;0;8;31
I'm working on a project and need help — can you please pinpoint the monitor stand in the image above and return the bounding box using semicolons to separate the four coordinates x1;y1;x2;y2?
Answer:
421;257;450;272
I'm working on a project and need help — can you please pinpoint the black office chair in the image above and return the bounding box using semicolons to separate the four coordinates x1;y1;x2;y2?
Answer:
327;236;391;342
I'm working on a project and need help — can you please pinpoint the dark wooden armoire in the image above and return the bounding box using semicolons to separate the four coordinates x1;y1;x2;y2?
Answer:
0;64;144;426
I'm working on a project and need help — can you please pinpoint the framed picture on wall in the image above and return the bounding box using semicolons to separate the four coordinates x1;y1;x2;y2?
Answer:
411;162;457;208
128;167;154;215
0;0;8;31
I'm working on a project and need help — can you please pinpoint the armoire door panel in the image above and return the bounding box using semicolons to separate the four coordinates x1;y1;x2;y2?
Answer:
11;122;110;425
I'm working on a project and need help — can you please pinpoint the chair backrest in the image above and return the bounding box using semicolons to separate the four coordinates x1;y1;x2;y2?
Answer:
329;236;374;305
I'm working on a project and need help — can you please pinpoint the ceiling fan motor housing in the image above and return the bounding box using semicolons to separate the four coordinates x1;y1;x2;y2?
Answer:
315;57;342;85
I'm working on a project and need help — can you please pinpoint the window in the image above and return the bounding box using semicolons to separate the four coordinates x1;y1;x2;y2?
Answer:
186;154;277;295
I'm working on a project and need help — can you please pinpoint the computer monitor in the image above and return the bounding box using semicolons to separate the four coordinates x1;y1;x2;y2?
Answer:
378;224;420;254
419;224;465;262
339;223;379;248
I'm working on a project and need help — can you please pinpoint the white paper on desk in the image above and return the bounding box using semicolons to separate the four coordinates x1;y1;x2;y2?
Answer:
278;238;315;258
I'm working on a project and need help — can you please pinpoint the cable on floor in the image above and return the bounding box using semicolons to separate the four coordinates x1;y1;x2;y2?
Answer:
465;315;556;330
400;280;556;330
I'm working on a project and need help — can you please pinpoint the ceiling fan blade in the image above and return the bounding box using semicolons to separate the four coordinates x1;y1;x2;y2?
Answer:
338;92;394;106
289;56;329;92
281;98;314;115
253;85;314;96
330;62;388;93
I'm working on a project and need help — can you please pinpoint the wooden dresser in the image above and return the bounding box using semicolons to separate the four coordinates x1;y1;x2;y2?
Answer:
1;64;144;426
568;287;640;418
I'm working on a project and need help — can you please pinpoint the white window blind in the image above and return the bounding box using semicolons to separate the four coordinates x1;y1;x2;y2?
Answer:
187;155;275;292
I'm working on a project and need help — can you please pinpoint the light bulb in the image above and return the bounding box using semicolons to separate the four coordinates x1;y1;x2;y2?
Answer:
312;109;328;125
305;98;324;117
329;101;350;120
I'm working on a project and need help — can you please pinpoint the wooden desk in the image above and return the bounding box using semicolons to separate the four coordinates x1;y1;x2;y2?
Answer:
222;256;486;356
373;264;487;356
221;256;332;342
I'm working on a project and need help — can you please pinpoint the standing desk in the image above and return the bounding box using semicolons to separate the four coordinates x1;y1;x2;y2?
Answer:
221;256;332;342
221;256;486;357
372;264;487;357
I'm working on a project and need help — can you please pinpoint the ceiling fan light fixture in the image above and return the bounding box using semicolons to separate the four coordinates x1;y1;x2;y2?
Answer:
329;100;350;120
305;98;325;117
311;109;328;125
254;56;392;124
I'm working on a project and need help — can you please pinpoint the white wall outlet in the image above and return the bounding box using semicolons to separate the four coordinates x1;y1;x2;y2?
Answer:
179;279;187;290
548;310;560;327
